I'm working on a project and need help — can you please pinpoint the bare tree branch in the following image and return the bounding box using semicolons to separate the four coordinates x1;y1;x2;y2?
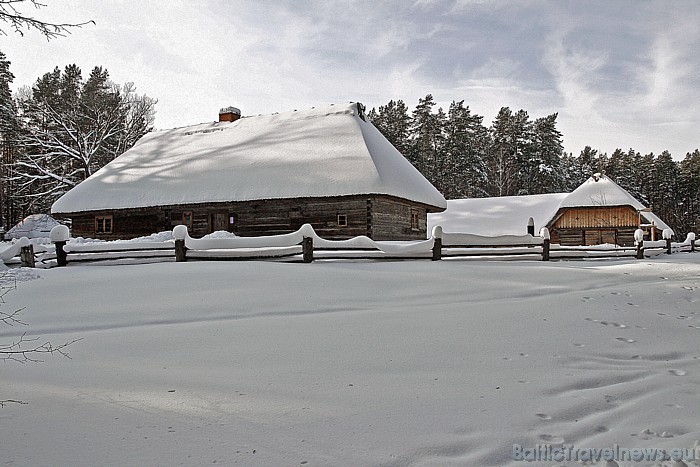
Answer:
0;0;94;40
0;331;82;363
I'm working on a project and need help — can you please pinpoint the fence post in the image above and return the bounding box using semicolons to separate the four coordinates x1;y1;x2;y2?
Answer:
431;226;442;261
175;239;187;262
173;225;188;262
663;229;673;255
55;241;68;267
634;228;644;259
20;244;35;268
688;233;696;253
302;236;313;263
539;227;550;261
50;225;70;267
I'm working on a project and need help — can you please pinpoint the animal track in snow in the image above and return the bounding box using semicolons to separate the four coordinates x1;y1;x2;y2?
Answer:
615;337;636;343
668;369;687;376
535;413;552;420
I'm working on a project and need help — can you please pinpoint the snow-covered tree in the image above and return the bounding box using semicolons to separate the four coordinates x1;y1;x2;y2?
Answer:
520;113;565;195
442;100;489;198
486;107;529;196
650;150;680;229
0;49;19;228
368;99;411;156
12;65;156;213
678;149;700;234
408;94;446;180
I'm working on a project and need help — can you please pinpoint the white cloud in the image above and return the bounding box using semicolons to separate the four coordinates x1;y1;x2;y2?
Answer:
3;0;699;158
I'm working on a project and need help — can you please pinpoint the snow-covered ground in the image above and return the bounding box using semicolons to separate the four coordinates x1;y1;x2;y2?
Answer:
2;257;700;466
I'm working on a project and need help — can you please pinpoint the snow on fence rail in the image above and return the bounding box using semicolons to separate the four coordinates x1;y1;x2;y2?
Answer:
1;227;697;269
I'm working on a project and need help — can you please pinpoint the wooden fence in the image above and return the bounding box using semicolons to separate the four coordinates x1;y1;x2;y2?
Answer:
1;225;697;268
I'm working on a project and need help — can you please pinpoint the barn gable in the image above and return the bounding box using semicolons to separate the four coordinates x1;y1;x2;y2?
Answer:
546;174;671;246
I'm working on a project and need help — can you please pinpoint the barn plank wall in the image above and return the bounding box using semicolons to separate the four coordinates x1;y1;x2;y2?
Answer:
62;195;435;241
550;206;662;247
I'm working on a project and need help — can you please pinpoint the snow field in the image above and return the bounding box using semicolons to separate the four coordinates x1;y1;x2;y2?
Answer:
1;258;699;466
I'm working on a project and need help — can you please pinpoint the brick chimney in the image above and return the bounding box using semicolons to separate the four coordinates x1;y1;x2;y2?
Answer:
219;106;241;122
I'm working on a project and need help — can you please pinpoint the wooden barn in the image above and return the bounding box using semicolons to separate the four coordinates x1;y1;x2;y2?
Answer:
428;174;671;246
545;174;670;246
51;103;446;241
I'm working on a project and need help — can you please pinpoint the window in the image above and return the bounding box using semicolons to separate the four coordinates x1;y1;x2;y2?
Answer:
95;215;113;234
182;212;193;228
229;214;236;226
410;209;420;231
337;214;348;227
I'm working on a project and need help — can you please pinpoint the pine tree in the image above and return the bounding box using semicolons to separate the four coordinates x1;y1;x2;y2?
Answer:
651;150;680;230
487;107;522;196
368;100;411;156
408;94;446;190
523;113;565;194
442;100;489;198
678;150;700;234
0;49;18;228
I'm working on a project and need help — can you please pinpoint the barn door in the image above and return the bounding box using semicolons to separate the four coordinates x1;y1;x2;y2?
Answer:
209;212;228;233
584;229;617;245
600;229;616;245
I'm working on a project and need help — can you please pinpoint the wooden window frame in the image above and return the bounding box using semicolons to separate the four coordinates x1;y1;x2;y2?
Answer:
182;211;193;228
337;214;348;227
410;209;420;231
95;215;113;234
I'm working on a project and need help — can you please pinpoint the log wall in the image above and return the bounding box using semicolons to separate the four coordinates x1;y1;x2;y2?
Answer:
61;195;435;241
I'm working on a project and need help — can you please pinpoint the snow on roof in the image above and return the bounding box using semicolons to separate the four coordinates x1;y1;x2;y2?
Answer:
5;214;61;239
428;174;672;236
560;173;643;209
428;193;567;236
51;103;446;214
558;174;671;231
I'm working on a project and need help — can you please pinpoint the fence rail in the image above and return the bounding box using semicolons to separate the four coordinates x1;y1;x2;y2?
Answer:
0;226;697;268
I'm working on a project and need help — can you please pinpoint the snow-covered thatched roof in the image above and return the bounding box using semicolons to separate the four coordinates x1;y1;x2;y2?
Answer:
556;174;671;230
5;214;61;240
428;193;567;236
428;174;671;235
51;103;446;214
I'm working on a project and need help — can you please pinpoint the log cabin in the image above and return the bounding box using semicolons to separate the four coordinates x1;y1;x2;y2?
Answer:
51;103;446;241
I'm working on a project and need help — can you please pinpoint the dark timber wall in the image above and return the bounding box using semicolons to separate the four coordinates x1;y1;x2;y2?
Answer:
61;195;439;241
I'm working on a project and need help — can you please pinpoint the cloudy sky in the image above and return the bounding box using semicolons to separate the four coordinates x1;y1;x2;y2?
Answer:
3;0;699;159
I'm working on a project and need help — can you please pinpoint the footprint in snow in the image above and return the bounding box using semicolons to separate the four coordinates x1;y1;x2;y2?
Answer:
615;337;636;343
668;369;687;376
627;302;639;307
535;413;552;420
538;434;564;444
573;343;585;347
